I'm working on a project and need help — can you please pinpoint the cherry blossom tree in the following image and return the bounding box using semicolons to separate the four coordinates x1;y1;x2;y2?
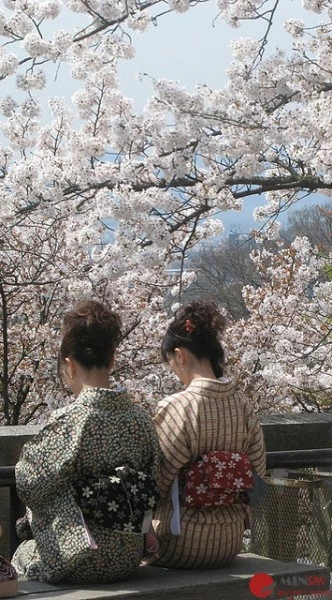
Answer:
0;0;331;423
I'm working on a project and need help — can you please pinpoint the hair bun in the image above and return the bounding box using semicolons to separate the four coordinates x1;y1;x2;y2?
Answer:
63;300;122;336
59;300;122;372
178;301;226;340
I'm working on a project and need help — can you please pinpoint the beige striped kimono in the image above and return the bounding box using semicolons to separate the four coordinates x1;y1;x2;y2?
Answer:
152;377;266;569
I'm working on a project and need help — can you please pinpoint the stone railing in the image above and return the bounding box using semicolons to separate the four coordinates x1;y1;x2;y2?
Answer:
260;412;332;452
2;412;332;464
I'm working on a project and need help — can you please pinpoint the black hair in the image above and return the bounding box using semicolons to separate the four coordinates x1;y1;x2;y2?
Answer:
161;300;226;378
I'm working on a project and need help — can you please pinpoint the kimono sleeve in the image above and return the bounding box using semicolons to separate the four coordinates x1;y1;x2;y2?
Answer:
139;407;161;489
244;405;266;477
15;413;81;509
153;398;191;498
149;420;161;490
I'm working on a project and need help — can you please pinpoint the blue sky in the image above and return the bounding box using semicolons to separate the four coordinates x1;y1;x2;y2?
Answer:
118;1;320;109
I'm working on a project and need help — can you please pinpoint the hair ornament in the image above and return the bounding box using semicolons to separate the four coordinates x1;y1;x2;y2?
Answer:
185;319;196;334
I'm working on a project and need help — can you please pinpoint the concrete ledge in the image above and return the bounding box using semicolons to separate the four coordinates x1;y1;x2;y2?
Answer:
0;426;40;466
260;413;332;452
15;554;331;600
3;414;332;465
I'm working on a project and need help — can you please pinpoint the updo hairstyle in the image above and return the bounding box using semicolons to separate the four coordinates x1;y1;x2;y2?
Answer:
161;301;226;378
59;300;122;372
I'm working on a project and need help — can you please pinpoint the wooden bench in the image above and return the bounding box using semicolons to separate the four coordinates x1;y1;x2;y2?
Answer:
16;554;331;600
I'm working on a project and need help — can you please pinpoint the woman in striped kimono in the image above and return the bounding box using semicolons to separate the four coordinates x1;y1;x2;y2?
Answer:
152;301;266;569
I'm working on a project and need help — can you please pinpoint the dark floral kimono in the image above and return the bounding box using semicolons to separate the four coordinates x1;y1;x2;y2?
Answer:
12;387;160;584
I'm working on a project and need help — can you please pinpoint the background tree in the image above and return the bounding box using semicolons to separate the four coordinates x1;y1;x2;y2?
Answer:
280;203;332;251
184;202;332;320
0;0;331;421
184;234;260;319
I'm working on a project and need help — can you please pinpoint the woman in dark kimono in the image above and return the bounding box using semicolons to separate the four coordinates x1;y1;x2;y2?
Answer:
12;300;160;584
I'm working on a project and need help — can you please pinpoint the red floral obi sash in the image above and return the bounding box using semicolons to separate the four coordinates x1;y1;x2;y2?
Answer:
180;450;254;508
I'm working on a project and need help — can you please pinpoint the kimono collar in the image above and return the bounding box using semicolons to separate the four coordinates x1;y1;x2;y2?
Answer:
76;386;132;410
186;377;235;397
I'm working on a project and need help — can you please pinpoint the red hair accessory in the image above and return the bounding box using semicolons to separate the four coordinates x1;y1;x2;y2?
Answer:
185;319;195;333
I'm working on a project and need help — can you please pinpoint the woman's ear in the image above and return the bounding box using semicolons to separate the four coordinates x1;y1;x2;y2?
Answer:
64;356;76;379
174;347;186;366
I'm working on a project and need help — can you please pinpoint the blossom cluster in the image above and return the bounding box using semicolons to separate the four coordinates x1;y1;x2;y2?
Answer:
226;237;332;412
